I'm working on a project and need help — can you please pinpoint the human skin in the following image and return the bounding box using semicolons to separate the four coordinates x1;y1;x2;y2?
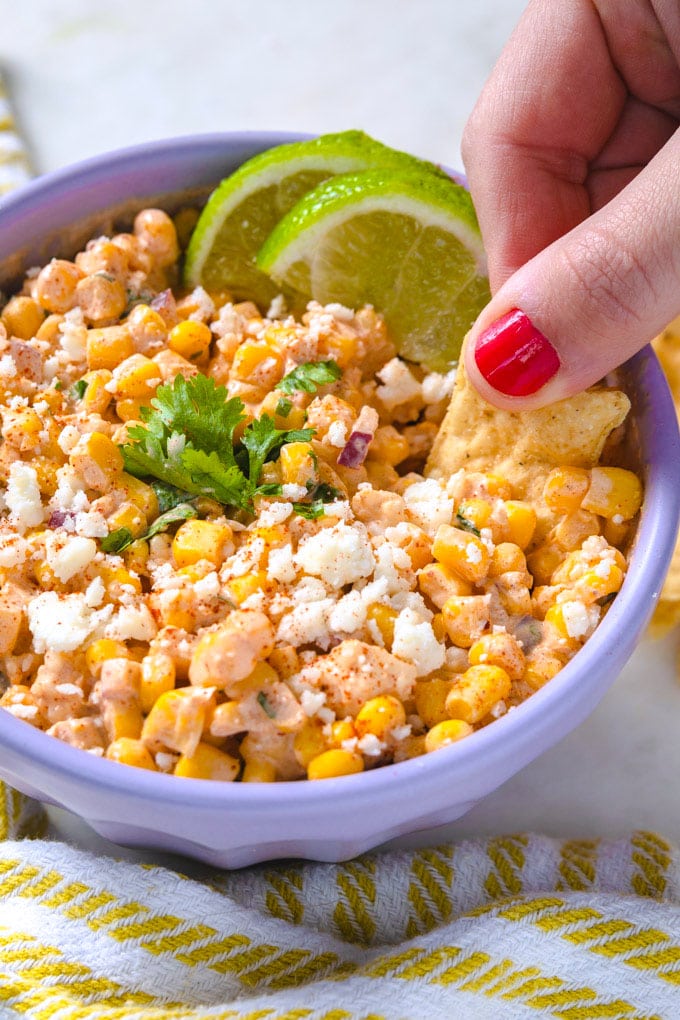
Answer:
461;0;680;409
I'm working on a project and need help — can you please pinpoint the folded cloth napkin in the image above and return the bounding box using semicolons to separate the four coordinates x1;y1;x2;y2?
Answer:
0;782;678;1020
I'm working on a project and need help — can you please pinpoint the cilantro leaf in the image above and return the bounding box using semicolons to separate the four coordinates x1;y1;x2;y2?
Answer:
101;527;135;553
275;359;341;395
275;397;292;417
150;480;195;514
70;379;87;400
148;374;244;460
241;415;314;485
101;503;200;554
456;511;481;537
180;448;250;506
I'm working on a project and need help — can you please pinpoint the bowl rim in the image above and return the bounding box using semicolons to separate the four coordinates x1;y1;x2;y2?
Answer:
0;133;678;814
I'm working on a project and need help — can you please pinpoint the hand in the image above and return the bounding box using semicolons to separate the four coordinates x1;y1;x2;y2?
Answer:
461;0;680;408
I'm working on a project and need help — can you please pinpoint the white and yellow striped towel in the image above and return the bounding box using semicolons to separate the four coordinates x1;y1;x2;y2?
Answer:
0;782;679;1019
0;72;31;197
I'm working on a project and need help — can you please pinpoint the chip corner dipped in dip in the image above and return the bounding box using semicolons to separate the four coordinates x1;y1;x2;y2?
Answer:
0;204;643;782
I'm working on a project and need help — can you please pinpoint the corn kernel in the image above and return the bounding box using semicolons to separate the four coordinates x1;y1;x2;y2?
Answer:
399;734;427;759
603;517;630;548
1;408;43;452
441;595;490;648
268;646;300;679
320;330;357;369
111;354;162;398
445;664;511;724
425;719;473;752
119;474;159;520
524;651;563;690
418;562;472;608
106;501;147;540
293;720;328;767
457;498;492;530
168;320;212;361
543;466;591;513
489;543;526;577
86;325;134;370
368;426;410;466
307;749;364;780
279;441;317;487
227;569;277;605
80;369;114;413
69;431;124;492
242;759;277;783
86;639;130;677
414;678;454;728
140;652;176;714
98;562;143;597
2;295;44;340
230;341;284;388
366;603;398;649
552;510;601;551
329;718;356;746
581;467;643;521
504;501;537;550
433;524;490;583
431;612;446;643
172;519;233;568
468;632;525;680
106;737;157;770
355;695;406;741
142;687;215;756
174;741;240;781
31;456;60;497
527;544;564;587
576;563;624;603
484;474;512;499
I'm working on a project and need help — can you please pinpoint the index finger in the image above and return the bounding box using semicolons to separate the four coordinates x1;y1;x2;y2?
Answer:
462;0;625;290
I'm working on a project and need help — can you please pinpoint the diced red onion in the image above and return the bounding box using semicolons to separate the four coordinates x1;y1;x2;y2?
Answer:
338;431;373;468
150;288;178;326
48;510;74;529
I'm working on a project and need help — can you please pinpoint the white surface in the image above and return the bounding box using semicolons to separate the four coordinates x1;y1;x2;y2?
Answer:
3;0;679;869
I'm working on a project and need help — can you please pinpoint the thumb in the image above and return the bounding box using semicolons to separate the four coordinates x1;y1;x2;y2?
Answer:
464;131;680;410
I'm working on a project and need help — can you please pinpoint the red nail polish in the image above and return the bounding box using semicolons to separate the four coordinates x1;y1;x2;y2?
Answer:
474;309;560;396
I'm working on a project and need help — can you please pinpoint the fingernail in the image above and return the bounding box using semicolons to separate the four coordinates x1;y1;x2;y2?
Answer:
474;308;560;396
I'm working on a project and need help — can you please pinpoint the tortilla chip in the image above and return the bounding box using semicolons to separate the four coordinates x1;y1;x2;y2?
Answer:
426;336;630;547
651;317;680;617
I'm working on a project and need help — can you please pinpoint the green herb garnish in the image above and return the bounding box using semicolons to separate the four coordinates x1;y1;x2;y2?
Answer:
456;511;481;537
120;374;313;514
102;502;199;554
292;483;342;520
257;691;276;719
71;379;87;400
275;359;341;395
275;397;293;417
53;380;63;391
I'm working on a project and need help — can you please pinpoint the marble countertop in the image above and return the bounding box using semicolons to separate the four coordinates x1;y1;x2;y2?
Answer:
3;0;680;867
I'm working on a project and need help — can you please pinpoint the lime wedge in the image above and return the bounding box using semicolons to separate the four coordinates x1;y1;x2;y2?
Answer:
184;131;449;310
257;170;490;372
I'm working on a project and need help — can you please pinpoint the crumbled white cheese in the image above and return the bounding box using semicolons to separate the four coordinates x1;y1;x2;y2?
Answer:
300;689;326;717
0;355;17;379
105;602;158;642
357;733;384;757
266;294;287;320
372;541;412;594
184;286;215;322
465;541;483;565
49;466;88;513
193;571;221;598
324;302;355;322
291;577;329;604
328;590;367;634
6;463;44;532
267;545;297;584
84;576;105;607
327;420;348;448
421;368;457;404
47;535;97;582
276;598;335;649
392;608;445;677
7;703;38;720
27;592;113;653
296;521;374;588
228;537;265;578
257;501;293;525
281;484;308;500
402;479;454;537
58;308;88;362
0;532;27;568
74;511;109;539
323;500;353;521
559;600;600;640
376;358;421;408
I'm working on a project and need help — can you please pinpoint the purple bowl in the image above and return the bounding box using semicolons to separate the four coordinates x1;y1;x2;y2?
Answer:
0;134;678;868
